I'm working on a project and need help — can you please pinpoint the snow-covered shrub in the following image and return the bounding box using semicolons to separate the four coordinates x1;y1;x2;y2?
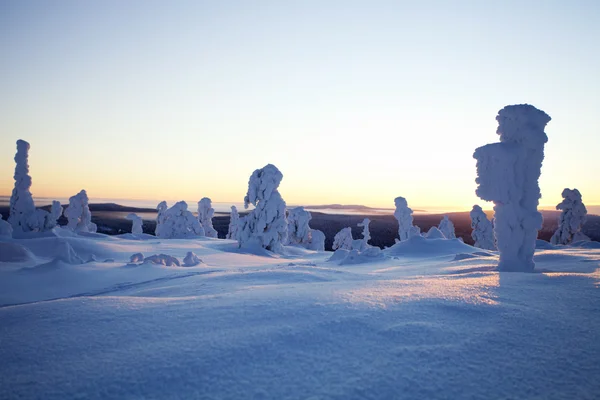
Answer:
198;197;217;238
0;214;13;238
332;227;353;250
64;190;97;233
155;201;204;239
226;206;240;240
183;252;202;266
474;104;550;272
307;229;325;251
394;197;414;241
130;253;144;263
287;207;312;246
126;213;143;235
358;218;371;247
470;205;496;250
438;215;456;239
550;188;590;245
237;164;287;253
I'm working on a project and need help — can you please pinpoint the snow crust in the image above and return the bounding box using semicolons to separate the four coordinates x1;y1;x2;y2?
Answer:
474;104;550;272
470;205;496;250
550;188;590;245
198;197;218;238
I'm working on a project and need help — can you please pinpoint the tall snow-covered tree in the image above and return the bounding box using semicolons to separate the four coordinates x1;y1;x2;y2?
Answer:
226;205;240;240
470;205;496;250
550;188;590;245
155;201;204;239
126;213;143;235
198;197;217;238
8;140;36;233
474;104;550;272
64;190;97;233
394;197;414;241
237;164;287;252
332;227;353;250
438;215;456;239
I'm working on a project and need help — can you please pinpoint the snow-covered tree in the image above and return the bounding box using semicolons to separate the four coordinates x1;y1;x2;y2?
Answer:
550;188;590;245
64;190;97;233
474;104;550;272
470;205;496;250
307;229;325;251
237;164;287;252
155;201;204;239
394;197;414;241
0;214;13;238
198;197;217;238
438;215;456;239
8;140;36;233
332;227;353;250
126;213;143;235
358;218;371;246
287;207;312;246
226;205;240;240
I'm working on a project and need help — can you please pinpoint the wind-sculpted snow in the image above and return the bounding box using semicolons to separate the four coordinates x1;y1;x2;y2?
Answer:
198;197;217;238
126;213;143;235
470;205;496;250
394;196;414;241
438;215;456;239
551;188;590;245
155;201;204;239
238;164;287;253
226;205;240;240
64;190;97;233
474;104;550;272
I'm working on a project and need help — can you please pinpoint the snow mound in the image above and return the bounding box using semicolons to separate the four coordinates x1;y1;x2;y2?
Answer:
425;226;446;239
183;252;203;267
536;240;555;250
328;247;386;265
384;235;479;258
143;254;181;267
0;242;36;263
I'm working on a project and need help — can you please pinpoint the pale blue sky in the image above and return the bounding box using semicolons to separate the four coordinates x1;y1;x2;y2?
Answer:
1;0;598;209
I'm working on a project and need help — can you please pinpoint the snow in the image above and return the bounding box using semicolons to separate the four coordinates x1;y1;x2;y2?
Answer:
0;230;599;399
394;196;414;241
8;139;36;233
470;205;496;250
551;188;590;245
0;214;12;238
238;164;287;253
226;205;240;240
155;201;205;239
286;206;312;246
438;215;456;239
126;213;143;235
64;190;97;233
198;197;218;238
332;227;353;250
425;226;446;239
474;104;550;272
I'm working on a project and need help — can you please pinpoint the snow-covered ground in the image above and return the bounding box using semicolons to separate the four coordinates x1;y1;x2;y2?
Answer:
1;232;599;399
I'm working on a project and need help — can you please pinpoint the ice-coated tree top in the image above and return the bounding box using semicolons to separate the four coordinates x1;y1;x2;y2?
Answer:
244;164;283;209
496;104;551;148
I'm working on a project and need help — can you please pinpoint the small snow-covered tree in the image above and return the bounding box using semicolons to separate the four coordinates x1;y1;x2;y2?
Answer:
438;215;456;239
0;214;13;238
287;207;312;246
155;201;204;239
307;229;325;251
64;190;97;233
126;213;143;235
550;188;590;245
470;205;496;250
8;140;36;233
394;197;414;241
237;164;287;252
358;218;371;246
474;104;550;272
332;227;353;250
198;197;217;238
226;205;240;240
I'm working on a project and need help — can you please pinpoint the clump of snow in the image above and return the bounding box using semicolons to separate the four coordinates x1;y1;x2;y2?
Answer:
143;254;181;267
474;104;550;272
64;190;97;233
0;214;13;238
425;226;445;239
307;229;325;251
155;201;205;239
130;253;144;263
183;252;202;266
198;197;217;238
0;242;36;263
550;188;590;245
226;206;240;240
238;164;287;253
126;213;143;235
394;196;414;241
409;225;421;238
470;205;496;250
385;235;480;258
438;215;456;239
332;227;353;250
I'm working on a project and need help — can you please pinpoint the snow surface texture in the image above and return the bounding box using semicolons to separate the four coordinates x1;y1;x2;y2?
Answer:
238;164;287;253
126;213;143;235
332;227;353;250
155;201;204;239
551;188;590;245
438;215;456;239
64;190;97;233
394;196;414;241
0;214;13;238
470;205;496;250
2;232;598;400
198;197;218;238
226;205;240;240
286;207;325;251
474;104;550;272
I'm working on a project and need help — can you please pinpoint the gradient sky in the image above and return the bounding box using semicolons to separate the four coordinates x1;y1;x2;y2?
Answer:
1;0;598;210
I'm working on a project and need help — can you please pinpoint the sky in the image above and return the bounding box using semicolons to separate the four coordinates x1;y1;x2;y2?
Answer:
0;0;599;211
